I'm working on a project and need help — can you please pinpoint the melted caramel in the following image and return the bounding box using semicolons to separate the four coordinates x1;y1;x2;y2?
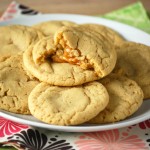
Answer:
52;46;81;65
52;46;93;69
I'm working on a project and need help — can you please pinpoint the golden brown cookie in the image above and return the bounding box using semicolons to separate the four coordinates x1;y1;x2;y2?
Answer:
28;81;109;125
53;26;117;77
23;37;99;86
89;74;143;124
33;20;76;36
113;42;150;99
0;55;39;114
0;25;44;57
23;25;117;86
80;23;125;46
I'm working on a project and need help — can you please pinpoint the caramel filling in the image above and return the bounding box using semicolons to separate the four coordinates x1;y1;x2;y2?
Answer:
52;46;80;63
52;46;93;69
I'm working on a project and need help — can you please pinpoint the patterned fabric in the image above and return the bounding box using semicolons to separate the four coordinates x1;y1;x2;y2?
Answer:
0;117;28;138
0;117;150;150
0;1;40;21
0;1;150;150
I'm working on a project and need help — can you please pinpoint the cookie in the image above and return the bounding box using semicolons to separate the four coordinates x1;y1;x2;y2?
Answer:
113;42;150;99
89;74;143;124
0;55;39;114
33;20;76;36
28;81;109;125
80;23;125;46
23;25;117;86
0;25;44;57
54;26;117;77
23;37;99;86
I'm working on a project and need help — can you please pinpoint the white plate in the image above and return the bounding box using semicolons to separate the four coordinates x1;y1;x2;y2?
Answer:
0;14;150;132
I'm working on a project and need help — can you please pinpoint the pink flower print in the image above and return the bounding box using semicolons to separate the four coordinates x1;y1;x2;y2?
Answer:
139;120;150;129
7;2;17;13
0;1;18;21
75;129;148;150
0;117;29;137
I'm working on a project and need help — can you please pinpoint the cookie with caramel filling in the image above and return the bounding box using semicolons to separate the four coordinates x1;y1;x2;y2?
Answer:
23;26;117;86
23;37;99;86
53;26;116;76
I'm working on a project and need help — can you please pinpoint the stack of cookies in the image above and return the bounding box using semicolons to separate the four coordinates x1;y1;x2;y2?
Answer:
0;20;149;126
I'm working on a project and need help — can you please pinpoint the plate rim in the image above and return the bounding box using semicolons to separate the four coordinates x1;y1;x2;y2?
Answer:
0;13;150;132
0;13;150;38
0;13;148;31
1;13;150;46
1;104;150;132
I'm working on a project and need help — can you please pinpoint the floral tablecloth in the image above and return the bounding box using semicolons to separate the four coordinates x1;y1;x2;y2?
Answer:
0;1;150;150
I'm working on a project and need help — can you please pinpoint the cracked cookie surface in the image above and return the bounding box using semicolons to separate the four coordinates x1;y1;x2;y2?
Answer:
113;42;150;99
54;26;117;77
0;25;44;57
0;55;39;114
89;74;143;124
80;23;125;46
33;20;76;36
23;25;117;86
23;37;100;86
28;81;109;125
